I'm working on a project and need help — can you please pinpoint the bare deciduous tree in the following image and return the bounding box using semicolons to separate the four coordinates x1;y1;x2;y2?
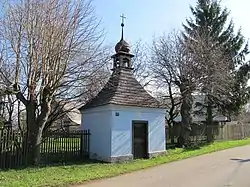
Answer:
131;40;151;87
150;29;232;146
186;30;233;142
0;0;107;165
0;47;17;128
150;31;196;147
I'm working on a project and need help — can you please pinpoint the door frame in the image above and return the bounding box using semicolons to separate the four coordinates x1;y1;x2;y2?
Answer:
132;120;149;159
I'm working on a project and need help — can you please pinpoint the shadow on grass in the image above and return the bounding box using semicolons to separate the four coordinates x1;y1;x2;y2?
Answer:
0;158;104;172
230;158;250;163
182;142;212;152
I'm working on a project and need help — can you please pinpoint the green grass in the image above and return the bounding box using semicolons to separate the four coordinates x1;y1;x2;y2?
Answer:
1;139;250;187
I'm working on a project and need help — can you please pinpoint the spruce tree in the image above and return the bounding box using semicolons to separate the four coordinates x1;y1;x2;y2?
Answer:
183;0;249;117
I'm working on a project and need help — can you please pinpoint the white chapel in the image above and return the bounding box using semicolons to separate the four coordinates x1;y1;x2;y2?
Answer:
80;18;166;162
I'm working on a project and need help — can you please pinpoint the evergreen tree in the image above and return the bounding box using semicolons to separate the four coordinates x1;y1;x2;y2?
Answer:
183;0;250;117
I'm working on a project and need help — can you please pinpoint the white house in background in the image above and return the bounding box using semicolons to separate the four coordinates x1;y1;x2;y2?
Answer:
173;94;229;124
51;101;82;132
79;22;166;163
245;102;250;113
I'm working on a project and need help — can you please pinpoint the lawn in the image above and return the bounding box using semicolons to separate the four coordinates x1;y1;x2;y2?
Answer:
0;139;250;187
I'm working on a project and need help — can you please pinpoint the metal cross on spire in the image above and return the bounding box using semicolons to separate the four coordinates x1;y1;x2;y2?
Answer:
120;14;126;39
120;14;126;26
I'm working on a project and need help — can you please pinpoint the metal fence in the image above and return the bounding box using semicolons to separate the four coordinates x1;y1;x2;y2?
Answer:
0;129;90;169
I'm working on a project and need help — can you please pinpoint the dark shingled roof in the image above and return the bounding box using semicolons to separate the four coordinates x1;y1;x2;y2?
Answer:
80;68;164;110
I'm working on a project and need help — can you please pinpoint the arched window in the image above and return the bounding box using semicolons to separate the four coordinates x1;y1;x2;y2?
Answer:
122;58;130;68
114;58;120;68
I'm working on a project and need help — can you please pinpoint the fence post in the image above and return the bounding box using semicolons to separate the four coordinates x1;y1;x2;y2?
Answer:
87;129;90;158
22;132;28;166
80;132;84;158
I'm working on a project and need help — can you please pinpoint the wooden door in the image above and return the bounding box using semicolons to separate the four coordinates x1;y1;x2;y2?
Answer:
132;121;148;159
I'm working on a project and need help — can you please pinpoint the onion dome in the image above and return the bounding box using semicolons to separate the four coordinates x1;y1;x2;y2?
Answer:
115;39;130;53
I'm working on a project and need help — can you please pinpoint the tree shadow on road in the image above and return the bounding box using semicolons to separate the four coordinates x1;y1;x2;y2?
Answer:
230;158;250;163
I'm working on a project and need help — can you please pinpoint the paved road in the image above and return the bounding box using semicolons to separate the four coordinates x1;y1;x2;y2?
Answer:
77;146;250;187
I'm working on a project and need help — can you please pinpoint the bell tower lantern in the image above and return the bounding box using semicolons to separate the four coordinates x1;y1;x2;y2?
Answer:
111;14;134;70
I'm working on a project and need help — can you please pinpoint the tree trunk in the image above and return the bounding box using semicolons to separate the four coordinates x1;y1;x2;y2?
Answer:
26;101;41;166
25;98;51;166
206;103;214;143
166;118;175;145
178;83;193;147
27;126;43;166
170;126;175;144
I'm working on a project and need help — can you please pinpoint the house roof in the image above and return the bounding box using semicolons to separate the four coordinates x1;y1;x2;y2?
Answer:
63;102;81;125
80;68;164;110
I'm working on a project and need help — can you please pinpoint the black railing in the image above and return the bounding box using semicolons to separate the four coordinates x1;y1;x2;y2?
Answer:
0;129;90;169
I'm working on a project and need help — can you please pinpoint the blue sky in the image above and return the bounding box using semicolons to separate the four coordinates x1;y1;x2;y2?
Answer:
1;0;249;49
93;0;196;45
93;0;250;48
